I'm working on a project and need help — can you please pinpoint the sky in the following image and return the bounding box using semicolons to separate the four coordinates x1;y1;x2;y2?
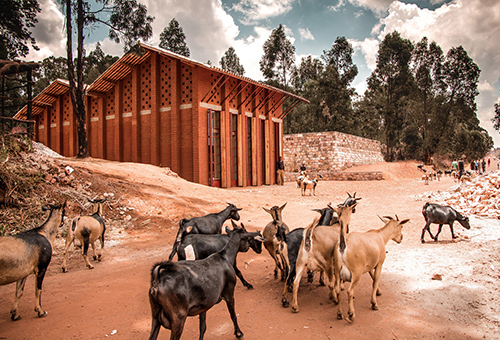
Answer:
24;0;500;147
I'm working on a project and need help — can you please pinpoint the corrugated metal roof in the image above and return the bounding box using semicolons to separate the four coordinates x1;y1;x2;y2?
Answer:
14;79;70;119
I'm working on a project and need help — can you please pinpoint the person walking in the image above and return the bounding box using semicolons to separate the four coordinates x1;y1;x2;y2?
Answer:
276;156;285;186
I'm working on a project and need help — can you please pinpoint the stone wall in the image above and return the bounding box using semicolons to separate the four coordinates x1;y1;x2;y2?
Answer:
283;131;384;173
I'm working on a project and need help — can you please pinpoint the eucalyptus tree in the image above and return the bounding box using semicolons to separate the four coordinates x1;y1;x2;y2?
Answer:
410;37;445;162
365;31;414;161
63;0;154;157
219;47;244;75
159;18;190;57
322;36;358;87
290;55;323;92
259;24;295;88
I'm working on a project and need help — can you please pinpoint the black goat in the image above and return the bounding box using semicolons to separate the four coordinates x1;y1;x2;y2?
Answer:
421;202;471;243
0;201;66;320
168;203;242;260
148;227;261;340
177;221;265;289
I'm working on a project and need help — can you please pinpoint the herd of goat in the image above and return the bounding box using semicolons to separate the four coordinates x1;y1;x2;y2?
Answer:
0;186;472;339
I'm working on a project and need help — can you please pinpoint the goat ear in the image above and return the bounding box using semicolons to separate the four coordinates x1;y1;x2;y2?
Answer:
399;219;410;226
225;226;232;234
263;207;272;215
42;205;49;211
312;209;322;214
230;220;238;228
355;197;362;201
186;226;193;233
346;192;352;198
240;222;247;231
279;202;287;210
255;235;267;242
378;215;390;222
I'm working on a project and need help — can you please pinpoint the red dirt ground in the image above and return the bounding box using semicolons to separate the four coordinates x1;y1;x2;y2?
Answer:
1;158;499;340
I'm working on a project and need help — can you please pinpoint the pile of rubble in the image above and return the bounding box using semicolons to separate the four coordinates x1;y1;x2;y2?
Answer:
416;171;500;219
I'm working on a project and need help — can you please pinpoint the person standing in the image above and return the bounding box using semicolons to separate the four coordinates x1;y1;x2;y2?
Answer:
458;158;465;179
300;162;306;172
276;156;285;186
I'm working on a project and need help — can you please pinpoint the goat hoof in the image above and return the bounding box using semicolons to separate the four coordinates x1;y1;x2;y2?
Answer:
62;267;67;273
88;265;94;269
10;311;21;321
37;311;48;318
371;304;378;311
291;306;299;313
377;290;382;296
282;299;289;308
337;312;343;320
245;284;254;290
421;239;425;243
235;331;244;339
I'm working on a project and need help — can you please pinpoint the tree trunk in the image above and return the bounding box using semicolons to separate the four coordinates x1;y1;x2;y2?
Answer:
75;0;88;158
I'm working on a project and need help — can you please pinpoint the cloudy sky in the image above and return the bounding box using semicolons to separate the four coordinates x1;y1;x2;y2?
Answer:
25;0;500;146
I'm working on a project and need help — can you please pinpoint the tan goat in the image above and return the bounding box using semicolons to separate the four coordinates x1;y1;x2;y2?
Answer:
62;198;107;272
300;174;323;196
334;215;409;322
262;203;289;281
288;204;357;313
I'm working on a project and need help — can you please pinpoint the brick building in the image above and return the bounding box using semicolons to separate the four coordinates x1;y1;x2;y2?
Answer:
15;43;308;188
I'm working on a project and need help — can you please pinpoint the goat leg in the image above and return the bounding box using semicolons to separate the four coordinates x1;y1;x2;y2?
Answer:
10;277;27;321
434;224;444;241
198;312;207;340
34;268;48;318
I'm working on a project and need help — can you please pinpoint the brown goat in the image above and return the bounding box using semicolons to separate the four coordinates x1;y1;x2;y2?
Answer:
62;198;107;271
334;215;409;322
288;204;357;313
262;203;289;281
0;201;66;320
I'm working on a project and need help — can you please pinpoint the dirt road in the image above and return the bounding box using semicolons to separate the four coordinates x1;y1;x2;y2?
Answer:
1;159;499;339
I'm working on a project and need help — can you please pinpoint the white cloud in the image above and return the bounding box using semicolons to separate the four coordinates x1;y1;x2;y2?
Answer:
231;0;295;24
349;37;379;71
298;28;315;41
24;0;66;61
328;0;346;12
347;0;393;16
232;26;271;80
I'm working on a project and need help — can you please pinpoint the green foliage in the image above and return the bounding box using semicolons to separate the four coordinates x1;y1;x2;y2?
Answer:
285;31;491;162
220;47;244;75
259;25;296;87
0;0;41;59
159;18;190;57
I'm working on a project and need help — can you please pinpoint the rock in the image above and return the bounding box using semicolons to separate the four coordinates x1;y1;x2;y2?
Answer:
432;273;443;281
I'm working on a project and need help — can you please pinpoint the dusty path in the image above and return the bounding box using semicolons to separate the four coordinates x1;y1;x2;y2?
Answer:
1;160;499;339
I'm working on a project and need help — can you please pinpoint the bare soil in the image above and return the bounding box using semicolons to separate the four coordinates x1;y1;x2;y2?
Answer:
1;158;500;340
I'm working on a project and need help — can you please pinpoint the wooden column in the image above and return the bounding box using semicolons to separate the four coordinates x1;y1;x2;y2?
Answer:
131;68;140;163
150;52;161;165
114;80;123;161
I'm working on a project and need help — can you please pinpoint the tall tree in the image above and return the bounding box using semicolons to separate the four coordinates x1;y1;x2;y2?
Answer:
219;47;244;75
290;55;323;92
366;31;414;161
321;36;358;86
410;37;445;162
63;0;154;158
259;24;295;88
0;0;41;59
159;18;190;57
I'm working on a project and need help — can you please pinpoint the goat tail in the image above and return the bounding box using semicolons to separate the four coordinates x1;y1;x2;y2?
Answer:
168;219;189;260
304;216;321;251
339;220;347;255
71;217;79;232
422;202;430;215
